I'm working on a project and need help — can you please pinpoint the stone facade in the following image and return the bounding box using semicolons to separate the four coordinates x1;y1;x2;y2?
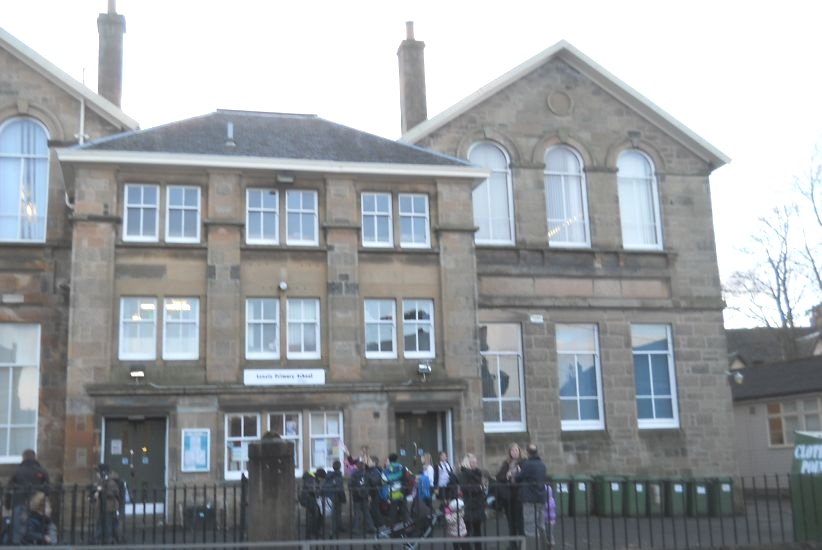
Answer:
0;30;133;480
406;50;736;476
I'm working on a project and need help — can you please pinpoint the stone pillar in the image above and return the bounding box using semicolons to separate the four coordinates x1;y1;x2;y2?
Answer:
247;437;296;541
206;171;242;382
397;21;427;134
97;0;125;106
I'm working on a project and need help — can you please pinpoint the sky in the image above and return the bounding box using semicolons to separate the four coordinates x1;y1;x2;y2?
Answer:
3;0;822;327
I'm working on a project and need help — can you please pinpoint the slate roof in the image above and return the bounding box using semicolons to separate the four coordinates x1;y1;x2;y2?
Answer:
726;327;818;366
731;355;822;402
79;110;470;167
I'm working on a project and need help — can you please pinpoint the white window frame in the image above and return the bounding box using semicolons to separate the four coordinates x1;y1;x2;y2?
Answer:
286;190;319;246
544;146;590;248
402;299;435;359
557;324;604;431
287;298;321;360
364;299;397;359
268;412;303;475
361;192;393;247
617;150;663;250
165;185;200;243
309;411;343;471
481;323;526;433
224;413;260;480
0;118;49;243
118;297;157;360
632;324;679;429
398;193;430;248
0;324;40;463
468;142;515;246
245;298;280;360
246;188;279;245
162;297;199;360
123;184;159;242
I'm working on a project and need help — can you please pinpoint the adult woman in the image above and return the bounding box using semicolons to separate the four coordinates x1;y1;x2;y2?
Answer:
495;443;523;543
457;453;485;550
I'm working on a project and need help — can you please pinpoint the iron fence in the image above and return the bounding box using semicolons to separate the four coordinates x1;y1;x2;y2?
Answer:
2;474;821;548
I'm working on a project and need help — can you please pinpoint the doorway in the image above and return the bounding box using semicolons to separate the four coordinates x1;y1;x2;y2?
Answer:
103;417;167;513
394;411;451;472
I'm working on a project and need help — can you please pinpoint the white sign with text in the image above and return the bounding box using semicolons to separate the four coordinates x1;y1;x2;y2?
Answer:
244;368;326;386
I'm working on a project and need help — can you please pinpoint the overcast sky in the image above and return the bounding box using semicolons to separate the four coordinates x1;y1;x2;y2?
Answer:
4;0;822;327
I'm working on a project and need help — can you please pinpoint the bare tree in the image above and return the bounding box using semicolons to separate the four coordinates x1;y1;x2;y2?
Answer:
724;205;806;358
795;149;822;296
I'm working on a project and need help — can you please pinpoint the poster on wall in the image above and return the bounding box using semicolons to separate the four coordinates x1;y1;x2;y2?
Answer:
181;429;210;473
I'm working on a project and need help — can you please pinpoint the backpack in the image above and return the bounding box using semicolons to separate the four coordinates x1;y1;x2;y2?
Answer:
416;473;432;502
299;474;317;507
402;468;416;496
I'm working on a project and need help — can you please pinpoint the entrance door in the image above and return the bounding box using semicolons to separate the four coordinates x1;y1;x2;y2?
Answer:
395;411;448;472
104;417;166;510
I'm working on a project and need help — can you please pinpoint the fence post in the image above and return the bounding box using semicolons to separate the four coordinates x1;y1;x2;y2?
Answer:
247;433;296;542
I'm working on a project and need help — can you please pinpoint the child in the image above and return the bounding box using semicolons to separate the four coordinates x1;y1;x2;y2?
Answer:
444;495;468;550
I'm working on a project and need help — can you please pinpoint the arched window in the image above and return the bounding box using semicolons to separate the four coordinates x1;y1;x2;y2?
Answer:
468;142;514;245
0;118;49;242
545;146;589;247
617;150;662;249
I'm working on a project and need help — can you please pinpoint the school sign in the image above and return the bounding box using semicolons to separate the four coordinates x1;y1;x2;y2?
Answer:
792;431;822;541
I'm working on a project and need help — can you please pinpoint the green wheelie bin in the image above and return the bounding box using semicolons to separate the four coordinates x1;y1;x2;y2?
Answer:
709;477;734;516
570;474;594;516
624;477;648;517
665;478;687;516
595;475;625;516
552;476;572;517
687;478;710;516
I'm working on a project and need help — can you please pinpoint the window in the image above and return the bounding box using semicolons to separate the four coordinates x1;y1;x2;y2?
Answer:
246;299;279;359
364;299;396;358
0;324;40;462
398;194;430;248
269;412;302;473
246;188;278;244
287;298;320;359
545;146;589;247
225;413;260;480
162;298;199;360
123;184;159;242
166;186;200;242
768;399;821;447
361;192;393;247
403;299;434;358
557;324;603;430
617;150;662;250
0;118;49;242
286;190;318;245
481;324;525;432
119;298;157;360
468;142;514;245
309;411;343;470
632;324;679;429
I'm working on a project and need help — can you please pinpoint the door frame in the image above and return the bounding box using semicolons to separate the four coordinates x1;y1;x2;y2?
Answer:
393;409;453;468
101;415;169;515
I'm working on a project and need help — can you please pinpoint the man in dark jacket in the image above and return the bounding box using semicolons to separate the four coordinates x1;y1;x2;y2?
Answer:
349;458;375;535
515;444;546;550
300;470;322;539
6;449;50;544
322;460;347;537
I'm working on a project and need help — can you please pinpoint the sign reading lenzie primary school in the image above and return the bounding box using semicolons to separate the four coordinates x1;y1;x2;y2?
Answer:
244;368;326;386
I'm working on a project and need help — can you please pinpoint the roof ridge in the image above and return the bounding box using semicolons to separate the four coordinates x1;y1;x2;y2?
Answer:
215;109;317;119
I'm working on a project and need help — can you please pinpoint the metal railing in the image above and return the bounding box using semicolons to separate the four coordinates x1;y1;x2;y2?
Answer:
0;477;247;545
3;474;822;548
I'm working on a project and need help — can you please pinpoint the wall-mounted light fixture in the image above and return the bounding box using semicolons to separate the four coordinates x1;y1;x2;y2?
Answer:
418;362;432;382
276;172;295;184
129;366;146;382
725;370;744;385
278;281;288;292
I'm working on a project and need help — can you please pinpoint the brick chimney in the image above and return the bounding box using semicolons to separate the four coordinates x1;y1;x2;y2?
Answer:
397;21;427;135
97;0;125;106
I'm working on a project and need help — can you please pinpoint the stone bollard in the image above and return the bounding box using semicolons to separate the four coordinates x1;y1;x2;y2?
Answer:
247;433;295;542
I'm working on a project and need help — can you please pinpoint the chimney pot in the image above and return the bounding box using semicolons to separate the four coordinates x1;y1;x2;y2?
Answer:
108;0;116;14
406;21;414;40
